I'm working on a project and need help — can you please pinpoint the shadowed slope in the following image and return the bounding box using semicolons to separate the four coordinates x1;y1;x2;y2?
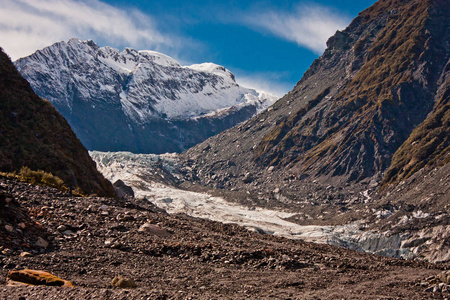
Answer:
0;48;115;196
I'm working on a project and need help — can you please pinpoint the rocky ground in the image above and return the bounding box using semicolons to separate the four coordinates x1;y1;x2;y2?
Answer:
0;176;449;299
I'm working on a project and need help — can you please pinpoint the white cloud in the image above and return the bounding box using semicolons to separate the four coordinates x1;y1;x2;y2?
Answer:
235;71;293;98
0;0;172;60
243;4;350;54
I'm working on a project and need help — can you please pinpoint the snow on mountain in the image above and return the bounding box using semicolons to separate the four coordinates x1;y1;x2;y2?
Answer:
14;38;277;153
17;38;273;122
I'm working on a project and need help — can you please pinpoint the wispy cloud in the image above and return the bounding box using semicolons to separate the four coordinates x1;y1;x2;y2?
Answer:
235;71;294;98
0;0;173;60
242;3;350;54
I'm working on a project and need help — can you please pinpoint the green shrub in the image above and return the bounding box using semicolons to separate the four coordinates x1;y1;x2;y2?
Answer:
18;167;65;189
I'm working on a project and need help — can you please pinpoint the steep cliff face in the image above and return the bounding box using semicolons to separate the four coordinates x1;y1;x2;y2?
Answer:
14;39;276;153
0;48;115;197
382;74;449;186
183;0;449;190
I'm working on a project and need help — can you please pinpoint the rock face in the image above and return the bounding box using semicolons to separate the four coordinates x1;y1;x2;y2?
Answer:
15;39;276;154
0;49;115;197
183;0;449;188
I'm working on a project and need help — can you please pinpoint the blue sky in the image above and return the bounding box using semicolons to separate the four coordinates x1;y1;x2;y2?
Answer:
0;0;376;96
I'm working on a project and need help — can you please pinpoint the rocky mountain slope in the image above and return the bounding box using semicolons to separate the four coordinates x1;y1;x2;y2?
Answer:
14;39;276;154
184;0;449;187
0;48;114;197
179;0;449;261
1;177;448;299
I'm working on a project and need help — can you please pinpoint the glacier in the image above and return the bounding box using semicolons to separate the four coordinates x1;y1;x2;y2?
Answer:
91;150;425;260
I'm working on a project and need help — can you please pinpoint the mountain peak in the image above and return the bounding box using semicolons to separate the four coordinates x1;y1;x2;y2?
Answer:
188;63;236;82
14;39;277;154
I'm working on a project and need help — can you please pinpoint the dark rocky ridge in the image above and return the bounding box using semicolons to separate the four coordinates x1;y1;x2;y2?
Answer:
0;48;115;197
382;78;449;186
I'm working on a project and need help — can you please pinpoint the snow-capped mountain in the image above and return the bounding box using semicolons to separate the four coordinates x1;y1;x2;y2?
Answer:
15;38;277;153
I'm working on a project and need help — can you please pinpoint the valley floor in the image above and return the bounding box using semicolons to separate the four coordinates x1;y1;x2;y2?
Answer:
0;177;448;299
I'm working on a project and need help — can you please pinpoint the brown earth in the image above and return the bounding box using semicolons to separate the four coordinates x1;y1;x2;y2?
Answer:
0;177;448;299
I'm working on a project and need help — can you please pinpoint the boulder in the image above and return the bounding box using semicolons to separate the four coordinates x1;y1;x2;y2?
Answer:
7;269;73;287
113;180;135;199
111;275;137;288
438;271;450;284
138;223;171;237
35;237;49;248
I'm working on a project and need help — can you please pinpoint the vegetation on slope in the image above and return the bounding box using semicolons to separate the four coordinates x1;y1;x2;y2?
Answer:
382;88;449;186
254;0;449;182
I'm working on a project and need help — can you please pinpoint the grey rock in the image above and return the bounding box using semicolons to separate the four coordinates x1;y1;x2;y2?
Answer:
138;223;171;237
113;180;134;199
4;225;13;233
35;237;49;248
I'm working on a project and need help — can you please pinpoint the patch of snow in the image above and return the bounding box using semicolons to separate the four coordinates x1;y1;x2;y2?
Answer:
413;210;430;219
187;63;234;80
374;209;393;219
138;50;181;68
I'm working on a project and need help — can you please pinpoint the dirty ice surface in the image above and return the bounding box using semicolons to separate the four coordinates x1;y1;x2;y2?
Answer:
90;151;408;257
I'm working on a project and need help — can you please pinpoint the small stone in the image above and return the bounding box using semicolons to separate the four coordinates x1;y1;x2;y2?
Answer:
433;283;443;293
242;173;253;184
19;252;33;258
111;276;136;288
4;225;14;233
18;223;26;229
138;223;171;237
104;239;114;247
425;285;435;293
35;237;49;248
62;230;75;236
116;214;135;222
57;225;67;232
41;206;51;212
2;248;12;255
